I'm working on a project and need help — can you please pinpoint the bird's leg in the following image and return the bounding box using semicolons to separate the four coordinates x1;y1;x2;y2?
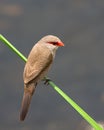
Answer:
43;77;52;85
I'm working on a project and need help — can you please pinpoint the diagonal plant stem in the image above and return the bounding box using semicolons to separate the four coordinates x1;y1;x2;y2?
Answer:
0;34;27;62
0;34;103;130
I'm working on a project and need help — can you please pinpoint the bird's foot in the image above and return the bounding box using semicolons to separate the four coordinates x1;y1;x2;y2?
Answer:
43;77;51;85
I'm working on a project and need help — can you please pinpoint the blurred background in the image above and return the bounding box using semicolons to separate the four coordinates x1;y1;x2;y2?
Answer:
0;0;104;130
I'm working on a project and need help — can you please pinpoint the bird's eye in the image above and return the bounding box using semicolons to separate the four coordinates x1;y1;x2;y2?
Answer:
47;42;57;46
52;42;57;45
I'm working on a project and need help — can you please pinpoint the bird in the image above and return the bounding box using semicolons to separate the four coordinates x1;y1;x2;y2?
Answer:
20;35;64;121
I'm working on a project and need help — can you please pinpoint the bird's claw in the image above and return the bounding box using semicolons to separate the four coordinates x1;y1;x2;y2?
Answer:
43;77;51;85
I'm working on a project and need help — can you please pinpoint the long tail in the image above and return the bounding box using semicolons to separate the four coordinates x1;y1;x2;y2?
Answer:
20;84;35;121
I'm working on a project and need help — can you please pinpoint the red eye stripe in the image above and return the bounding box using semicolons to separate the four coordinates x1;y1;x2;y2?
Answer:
47;41;64;46
47;42;57;45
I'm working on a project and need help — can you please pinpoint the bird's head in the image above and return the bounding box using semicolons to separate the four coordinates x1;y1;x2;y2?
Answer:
39;35;64;51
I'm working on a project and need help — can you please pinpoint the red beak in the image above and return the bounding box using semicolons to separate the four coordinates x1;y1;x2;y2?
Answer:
57;42;64;46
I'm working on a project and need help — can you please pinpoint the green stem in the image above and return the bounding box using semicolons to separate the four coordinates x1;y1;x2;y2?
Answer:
0;34;27;62
49;81;103;130
0;34;103;130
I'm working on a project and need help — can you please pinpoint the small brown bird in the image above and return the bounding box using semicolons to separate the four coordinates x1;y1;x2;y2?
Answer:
20;35;64;121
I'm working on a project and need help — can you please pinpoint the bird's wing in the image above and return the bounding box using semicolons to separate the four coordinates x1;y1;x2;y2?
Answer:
23;44;53;84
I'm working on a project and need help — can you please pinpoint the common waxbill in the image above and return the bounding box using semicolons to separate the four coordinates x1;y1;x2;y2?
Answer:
20;35;64;121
